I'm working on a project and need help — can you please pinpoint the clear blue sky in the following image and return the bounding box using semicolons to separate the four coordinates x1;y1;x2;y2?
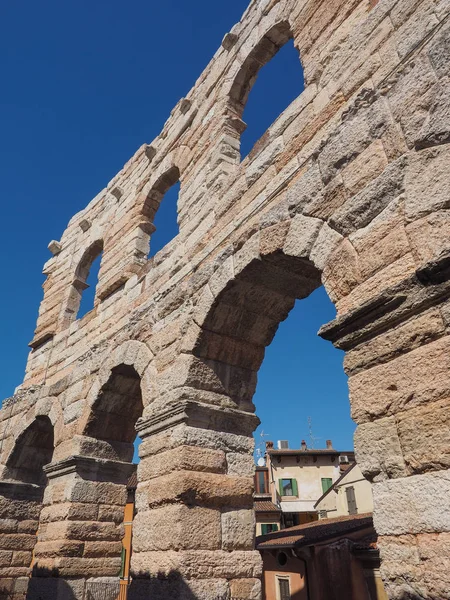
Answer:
0;0;355;451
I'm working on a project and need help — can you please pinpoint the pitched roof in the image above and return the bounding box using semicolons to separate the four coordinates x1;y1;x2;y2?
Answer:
256;513;373;550
127;468;138;490
268;449;355;457
313;462;358;508
254;501;281;514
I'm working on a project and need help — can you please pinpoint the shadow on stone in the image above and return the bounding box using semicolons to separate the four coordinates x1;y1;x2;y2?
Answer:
128;571;200;600
25;567;79;600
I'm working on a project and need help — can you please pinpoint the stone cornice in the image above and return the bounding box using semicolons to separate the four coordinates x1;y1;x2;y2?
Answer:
0;480;43;501
136;399;260;438
44;455;135;484
320;256;450;351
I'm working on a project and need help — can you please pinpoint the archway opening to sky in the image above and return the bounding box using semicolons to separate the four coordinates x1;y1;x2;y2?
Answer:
147;180;180;259
253;285;355;459
76;245;103;320
240;38;305;159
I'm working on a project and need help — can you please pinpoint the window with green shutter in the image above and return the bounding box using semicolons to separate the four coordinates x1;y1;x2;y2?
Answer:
321;478;333;494
261;523;279;534
279;478;298;497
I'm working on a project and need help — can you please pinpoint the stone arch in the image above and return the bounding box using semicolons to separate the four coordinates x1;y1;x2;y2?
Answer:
222;19;304;162
228;21;295;118
3;415;54;486
61;238;104;326
79;340;153;461
189;237;324;413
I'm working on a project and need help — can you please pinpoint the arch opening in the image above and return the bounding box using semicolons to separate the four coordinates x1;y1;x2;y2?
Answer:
228;22;305;160
66;239;104;323
5;415;54;487
193;251;322;411
193;249;359;534
145;167;181;258
84;364;144;462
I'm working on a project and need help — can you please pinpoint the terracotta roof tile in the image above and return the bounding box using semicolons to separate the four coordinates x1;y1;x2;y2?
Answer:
127;468;138;490
256;513;373;550
254;501;281;514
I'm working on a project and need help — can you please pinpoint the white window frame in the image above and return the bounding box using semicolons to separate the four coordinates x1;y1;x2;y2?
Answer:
276;575;291;600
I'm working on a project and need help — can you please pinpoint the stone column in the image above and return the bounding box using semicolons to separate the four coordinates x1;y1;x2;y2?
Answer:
320;256;450;600
130;399;262;600
0;481;43;600
27;455;135;600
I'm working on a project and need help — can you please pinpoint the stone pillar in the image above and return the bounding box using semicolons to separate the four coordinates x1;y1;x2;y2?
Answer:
0;481;43;600
130;399;262;600
320;257;450;600
27;455;135;600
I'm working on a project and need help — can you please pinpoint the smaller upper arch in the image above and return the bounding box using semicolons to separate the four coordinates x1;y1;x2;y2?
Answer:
3;415;54;486
60;239;104;326
228;21;294;117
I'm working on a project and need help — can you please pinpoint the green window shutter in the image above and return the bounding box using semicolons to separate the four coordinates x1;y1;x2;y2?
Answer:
261;524;269;535
322;478;333;494
273;524;279;531
291;479;298;497
119;547;126;578
279;479;284;496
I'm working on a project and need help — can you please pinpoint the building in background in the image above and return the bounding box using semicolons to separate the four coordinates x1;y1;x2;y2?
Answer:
254;465;282;535
255;440;355;531
256;513;388;600
314;462;373;519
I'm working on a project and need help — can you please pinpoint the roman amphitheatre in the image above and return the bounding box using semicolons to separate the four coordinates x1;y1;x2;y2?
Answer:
0;0;449;598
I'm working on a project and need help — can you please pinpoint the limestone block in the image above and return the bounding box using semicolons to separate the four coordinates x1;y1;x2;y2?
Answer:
341;138;389;197
354;417;407;482
83;541;122;557
394;0;438;60
33;540;84;558
330;156;406;236
141;471;252;509
132;505;221;552
230;578;262;600
0;520;18;534
373;469;450;535
322;238;361;302
397;398;450;474
385;53;437;147
131;549;262;580
349;335;450;423
318;95;392;186
336;253;416;315
259;221;290;256
406;210;450;268
226;452;256;476
405;146;450;221
427;22;450;78
221;509;255;550
138;446;226;481
344;309;446;374
246;138;284;187
349;196;410;280
283;214;322;259
97;505;124;525
285;163;323;216
309;223;343;271
417;77;450;149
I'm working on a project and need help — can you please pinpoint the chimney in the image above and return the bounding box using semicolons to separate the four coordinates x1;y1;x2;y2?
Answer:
326;440;333;450
265;441;274;450
301;440;307;451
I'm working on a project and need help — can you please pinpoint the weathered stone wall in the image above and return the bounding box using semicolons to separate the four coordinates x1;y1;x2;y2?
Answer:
0;0;449;598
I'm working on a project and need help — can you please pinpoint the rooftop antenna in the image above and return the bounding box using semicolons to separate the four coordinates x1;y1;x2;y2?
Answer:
255;430;270;465
308;416;321;449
